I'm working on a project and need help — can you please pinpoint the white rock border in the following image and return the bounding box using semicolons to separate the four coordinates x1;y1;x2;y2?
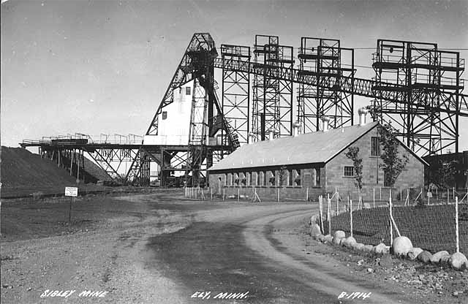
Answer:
309;213;468;271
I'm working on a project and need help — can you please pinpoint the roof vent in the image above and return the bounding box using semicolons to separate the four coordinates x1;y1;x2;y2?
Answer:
322;116;330;132
292;121;300;137
268;130;275;140
248;132;257;143
358;108;369;126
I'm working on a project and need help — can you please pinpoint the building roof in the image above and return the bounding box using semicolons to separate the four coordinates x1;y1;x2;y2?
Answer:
209;122;380;171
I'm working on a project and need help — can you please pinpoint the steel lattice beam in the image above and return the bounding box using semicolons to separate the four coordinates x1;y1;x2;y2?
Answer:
372;39;465;155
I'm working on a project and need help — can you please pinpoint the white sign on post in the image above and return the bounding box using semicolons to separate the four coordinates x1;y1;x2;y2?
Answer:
65;187;78;197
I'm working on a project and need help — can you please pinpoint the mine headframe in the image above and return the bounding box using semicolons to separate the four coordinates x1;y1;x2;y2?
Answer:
145;33;239;187
146;33;219;137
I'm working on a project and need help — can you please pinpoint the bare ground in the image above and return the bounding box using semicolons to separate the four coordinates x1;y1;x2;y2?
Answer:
1;190;467;303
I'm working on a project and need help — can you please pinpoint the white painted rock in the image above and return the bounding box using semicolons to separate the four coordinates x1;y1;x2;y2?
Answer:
449;252;468;270
333;230;345;238
310;215;319;225
353;243;365;251
374;243;389;254
344;236;357;248
417;250;432;263
324;234;333;243
440;254;451;265
430;251;450;264
339;238;347;246
392;236;413;257
318;234;326;242
310;224;322;239
332;230;346;245
407;248;423;261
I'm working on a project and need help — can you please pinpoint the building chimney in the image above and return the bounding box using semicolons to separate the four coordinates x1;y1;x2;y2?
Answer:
322;116;330;132
268;130;275;140
248;132;257;143
358;107;368;126
292;121;300;137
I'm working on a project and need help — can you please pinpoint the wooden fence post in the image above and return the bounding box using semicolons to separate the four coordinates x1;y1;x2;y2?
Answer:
328;197;332;236
373;188;376;208
319;196;324;234
456;196;459;253
336;191;339;216
350;199;353;238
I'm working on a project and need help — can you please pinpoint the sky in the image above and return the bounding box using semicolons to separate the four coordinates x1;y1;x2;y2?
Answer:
1;0;468;151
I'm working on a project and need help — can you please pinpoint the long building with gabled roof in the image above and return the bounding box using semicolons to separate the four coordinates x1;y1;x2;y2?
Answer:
208;118;427;202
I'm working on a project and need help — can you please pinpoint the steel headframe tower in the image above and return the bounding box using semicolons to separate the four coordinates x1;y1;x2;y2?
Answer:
297;37;355;133
220;44;251;147
145;33;234;186
372;39;465;156
252;35;294;141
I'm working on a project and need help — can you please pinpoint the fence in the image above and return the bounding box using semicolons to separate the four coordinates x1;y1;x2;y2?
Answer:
185;185;468;255
185;186;315;202
318;190;468;255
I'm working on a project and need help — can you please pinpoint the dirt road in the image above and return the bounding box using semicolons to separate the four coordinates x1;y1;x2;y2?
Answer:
149;203;421;304
1;191;466;303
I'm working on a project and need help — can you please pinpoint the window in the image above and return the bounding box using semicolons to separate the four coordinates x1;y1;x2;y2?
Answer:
315;168;321;186
162;111;168;120
344;166;354;177
246;172;251;186
240;172;246;186
258;171;264;186
227;173;232;186
267;171;275;186
186;86;191;95
293;169;301;186
287;169;293;186
234;173;239;186
371;137;380;156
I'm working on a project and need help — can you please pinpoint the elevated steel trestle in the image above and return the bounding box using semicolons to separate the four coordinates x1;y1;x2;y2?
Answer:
21;33;467;187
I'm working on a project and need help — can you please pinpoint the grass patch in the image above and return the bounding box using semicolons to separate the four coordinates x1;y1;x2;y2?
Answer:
325;204;468;254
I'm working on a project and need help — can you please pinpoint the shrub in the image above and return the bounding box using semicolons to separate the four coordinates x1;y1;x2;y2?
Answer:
460;203;468;221
415;197;427;209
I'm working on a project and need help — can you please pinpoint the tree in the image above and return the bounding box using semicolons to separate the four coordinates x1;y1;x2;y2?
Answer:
427;159;461;189
378;122;408;188
345;146;363;195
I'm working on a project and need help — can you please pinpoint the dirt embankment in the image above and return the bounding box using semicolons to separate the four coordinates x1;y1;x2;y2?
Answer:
0;146;111;198
1;147;77;194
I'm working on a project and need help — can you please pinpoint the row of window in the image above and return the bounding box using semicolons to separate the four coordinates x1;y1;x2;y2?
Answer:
223;169;302;187
220;168;323;188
